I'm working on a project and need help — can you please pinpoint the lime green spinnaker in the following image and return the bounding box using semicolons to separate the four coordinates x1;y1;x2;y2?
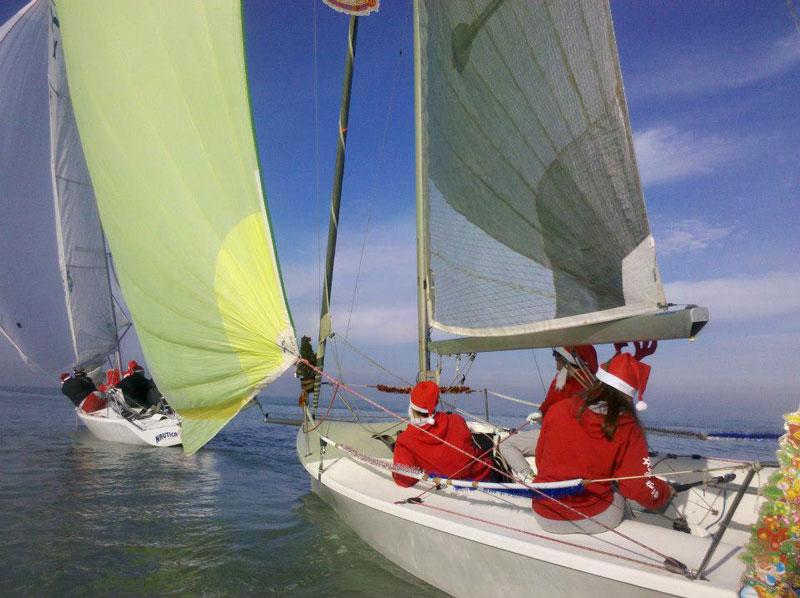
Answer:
57;0;296;454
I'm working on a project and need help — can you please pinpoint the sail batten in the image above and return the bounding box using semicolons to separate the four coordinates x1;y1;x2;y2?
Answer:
57;0;297;453
417;0;666;339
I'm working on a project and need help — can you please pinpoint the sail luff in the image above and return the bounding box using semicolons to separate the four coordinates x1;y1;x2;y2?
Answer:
312;15;360;412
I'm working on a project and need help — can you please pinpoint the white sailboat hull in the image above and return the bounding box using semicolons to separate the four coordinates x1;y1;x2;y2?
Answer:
297;421;769;597
76;406;181;447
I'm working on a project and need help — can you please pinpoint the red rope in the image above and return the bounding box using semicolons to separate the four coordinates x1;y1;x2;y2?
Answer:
296;358;674;562
416;502;667;572
375;384;474;395
306;383;340;432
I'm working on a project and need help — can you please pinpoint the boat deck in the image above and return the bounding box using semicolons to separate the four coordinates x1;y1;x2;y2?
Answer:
298;420;766;597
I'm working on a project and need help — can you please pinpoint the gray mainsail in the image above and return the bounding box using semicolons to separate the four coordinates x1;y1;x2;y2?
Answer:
416;0;676;347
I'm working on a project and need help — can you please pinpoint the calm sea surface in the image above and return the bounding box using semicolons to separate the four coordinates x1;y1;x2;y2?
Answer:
0;390;788;596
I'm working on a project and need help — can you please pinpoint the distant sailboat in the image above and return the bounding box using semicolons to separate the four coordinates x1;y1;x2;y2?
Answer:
41;0;788;595
0;0;180;447
53;0;296;455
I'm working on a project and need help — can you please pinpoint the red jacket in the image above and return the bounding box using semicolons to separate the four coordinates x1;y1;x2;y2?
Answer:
533;397;671;520
392;412;494;487
539;376;584;417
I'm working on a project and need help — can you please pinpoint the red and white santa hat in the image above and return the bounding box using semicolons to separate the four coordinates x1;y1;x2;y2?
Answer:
409;381;439;425
596;352;651;411
554;345;598;373
60;373;70;382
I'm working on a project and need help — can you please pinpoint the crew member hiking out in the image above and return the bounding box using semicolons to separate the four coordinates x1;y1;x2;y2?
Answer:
60;369;106;413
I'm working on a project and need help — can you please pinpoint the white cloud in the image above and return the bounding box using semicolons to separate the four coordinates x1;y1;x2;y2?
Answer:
665;271;800;321
655;219;734;255
281;216;419;346
628;32;800;98
634;126;736;185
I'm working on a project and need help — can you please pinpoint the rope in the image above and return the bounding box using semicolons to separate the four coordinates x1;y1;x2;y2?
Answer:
531;349;547;394
587;464;749;485
296;358;683;565
315;432;581;494
339;6;411;371
486;390;540;408
416;503;668;572
333;334;412;385
306;383;340;432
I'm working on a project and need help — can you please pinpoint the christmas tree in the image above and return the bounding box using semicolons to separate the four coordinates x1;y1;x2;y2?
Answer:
739;406;800;597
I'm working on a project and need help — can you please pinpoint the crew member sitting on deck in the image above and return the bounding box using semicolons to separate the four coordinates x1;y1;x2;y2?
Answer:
531;352;674;534
60;369;107;413
392;381;495;488
538;345;598;418
117;360;153;408
498;345;597;481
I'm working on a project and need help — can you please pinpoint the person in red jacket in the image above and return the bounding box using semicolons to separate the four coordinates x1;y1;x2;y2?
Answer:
538;345;598;418
392;381;494;488
532;352;674;534
499;345;597;481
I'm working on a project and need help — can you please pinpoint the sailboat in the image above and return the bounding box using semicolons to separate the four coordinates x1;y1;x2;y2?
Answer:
40;0;788;595
0;0;180;447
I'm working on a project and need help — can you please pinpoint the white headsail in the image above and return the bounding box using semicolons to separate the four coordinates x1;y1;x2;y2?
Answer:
0;0;119;380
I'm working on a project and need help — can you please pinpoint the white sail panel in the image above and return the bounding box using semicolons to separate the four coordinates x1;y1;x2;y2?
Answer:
418;0;665;337
0;0;75;381
47;3;119;370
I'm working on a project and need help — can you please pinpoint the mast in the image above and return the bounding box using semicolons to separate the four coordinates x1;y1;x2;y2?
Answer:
413;0;431;380
312;16;359;412
101;232;123;371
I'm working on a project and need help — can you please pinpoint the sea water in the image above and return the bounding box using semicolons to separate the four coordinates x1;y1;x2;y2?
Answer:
0;390;785;596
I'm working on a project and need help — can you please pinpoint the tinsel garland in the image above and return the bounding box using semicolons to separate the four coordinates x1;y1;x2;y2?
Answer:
376;384;474;395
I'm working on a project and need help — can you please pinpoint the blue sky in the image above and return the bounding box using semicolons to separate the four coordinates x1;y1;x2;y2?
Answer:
243;1;800;418
2;1;798;420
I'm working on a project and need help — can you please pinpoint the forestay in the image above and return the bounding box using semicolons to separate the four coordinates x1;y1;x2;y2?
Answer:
0;0;117;380
57;0;297;454
417;0;665;339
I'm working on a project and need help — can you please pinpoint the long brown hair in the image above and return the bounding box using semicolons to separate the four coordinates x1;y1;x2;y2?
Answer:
577;381;641;441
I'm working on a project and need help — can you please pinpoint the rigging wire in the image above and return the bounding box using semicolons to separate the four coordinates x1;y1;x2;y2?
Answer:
531;349;547;394
339;4;412;371
334;333;412;385
312;0;322;303
789;0;800;33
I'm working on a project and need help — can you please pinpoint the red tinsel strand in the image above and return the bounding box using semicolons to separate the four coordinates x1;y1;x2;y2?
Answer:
375;384;473;394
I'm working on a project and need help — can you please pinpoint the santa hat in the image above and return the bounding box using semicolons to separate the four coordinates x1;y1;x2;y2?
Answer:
554;345;598;373
60;373;70;382
128;360;140;371
409;381;439;425
596;352;651;411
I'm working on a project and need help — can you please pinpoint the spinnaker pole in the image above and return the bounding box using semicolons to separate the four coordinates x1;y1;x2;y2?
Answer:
312;16;359;412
